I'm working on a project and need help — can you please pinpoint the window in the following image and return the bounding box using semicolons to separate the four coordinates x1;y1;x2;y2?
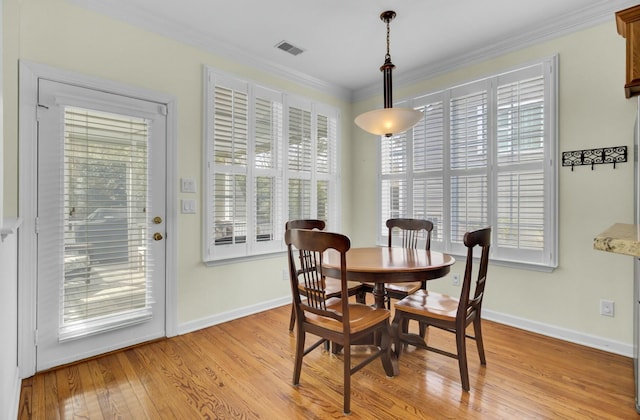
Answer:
379;57;557;270
205;69;340;262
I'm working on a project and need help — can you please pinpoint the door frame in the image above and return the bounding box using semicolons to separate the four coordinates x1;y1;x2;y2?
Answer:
18;60;178;378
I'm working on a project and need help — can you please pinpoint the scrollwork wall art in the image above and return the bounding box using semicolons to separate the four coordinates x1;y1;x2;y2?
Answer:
562;146;627;171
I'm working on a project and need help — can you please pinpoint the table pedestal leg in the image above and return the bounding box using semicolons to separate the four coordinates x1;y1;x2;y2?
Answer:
373;283;387;309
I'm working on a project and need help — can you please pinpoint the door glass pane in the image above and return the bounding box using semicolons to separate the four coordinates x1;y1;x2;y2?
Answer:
62;106;151;340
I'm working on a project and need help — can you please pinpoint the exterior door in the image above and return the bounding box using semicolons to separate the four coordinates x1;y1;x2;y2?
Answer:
35;79;167;371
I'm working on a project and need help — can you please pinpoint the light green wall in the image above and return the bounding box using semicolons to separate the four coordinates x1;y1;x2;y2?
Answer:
2;0;353;324
4;0;638;346
353;22;638;344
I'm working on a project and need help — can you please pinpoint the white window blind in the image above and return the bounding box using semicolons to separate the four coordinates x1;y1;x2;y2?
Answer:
379;57;557;270
62;106;152;340
204;69;340;262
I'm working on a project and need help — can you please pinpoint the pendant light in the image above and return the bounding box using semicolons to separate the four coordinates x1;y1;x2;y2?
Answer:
355;10;423;138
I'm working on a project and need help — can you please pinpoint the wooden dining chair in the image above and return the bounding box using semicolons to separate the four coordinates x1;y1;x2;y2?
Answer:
286;220;365;331
375;218;434;308
285;228;395;415
391;227;491;391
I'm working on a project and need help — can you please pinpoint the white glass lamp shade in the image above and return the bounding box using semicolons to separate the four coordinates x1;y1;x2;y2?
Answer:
355;107;423;137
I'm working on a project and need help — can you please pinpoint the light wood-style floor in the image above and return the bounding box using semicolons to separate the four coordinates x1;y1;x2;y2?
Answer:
18;302;637;419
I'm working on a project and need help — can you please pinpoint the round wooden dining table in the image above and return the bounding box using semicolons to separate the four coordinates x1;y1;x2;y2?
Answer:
323;246;455;309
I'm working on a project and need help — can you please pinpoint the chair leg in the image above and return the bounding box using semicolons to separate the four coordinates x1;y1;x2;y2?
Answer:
401;317;410;334
289;305;296;331
293;330;305;385
418;321;428;338
400;317;413;351
356;290;366;304
419;283;428;338
473;316;486;365
456;328;470;391
343;342;351;415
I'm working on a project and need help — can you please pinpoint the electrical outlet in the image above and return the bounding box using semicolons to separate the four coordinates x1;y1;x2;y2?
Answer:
282;268;289;282
600;299;615;317
452;274;460;286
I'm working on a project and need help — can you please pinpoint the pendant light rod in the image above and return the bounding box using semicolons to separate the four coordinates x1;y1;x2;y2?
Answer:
380;10;396;109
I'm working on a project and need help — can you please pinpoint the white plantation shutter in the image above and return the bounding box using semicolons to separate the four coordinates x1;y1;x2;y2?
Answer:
496;172;544;249
413;178;444;240
316;110;338;226
287;104;312;221
377;57;557;269
253;86;283;251
449;83;489;251
381;133;408;174
450;174;488;248
380;133;408;233
209;75;249;259
316;112;330;223
494;67;547;261
413;97;445;242
204;69;340;261
450;87;488;171
285;101;339;229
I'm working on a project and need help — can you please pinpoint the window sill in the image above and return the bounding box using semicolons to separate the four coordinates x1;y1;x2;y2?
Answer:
204;250;286;267
435;251;557;273
376;240;557;273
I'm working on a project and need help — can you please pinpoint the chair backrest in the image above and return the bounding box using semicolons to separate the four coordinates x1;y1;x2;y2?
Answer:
386;218;433;250
285;228;351;326
285;219;325;231
458;227;491;321
285;219;327;285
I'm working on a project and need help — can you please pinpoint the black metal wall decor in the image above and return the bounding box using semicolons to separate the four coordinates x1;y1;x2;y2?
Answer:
562;146;627;171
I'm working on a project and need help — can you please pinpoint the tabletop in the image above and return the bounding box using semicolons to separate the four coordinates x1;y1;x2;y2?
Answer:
323;246;454;282
323;246;455;309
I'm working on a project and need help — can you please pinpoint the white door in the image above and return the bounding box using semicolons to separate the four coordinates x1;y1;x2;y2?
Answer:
35;79;167;371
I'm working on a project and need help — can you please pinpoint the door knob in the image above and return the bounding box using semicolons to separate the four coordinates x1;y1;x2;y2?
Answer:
153;216;163;224
153;232;163;241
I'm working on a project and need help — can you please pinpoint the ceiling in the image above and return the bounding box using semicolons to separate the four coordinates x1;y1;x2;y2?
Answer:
68;0;637;100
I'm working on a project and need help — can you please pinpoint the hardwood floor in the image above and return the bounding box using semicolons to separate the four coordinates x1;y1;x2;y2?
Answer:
18;303;636;419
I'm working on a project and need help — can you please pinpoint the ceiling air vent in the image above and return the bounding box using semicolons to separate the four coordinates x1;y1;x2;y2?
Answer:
275;40;305;56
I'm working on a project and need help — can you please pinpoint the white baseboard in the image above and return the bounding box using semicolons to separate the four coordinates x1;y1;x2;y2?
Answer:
177;297;633;358
178;296;291;335
483;309;633;358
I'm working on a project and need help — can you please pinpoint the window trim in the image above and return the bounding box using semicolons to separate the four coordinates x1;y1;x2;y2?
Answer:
203;67;341;264
377;56;558;271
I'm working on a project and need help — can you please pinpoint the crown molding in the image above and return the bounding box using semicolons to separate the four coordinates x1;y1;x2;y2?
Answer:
66;0;638;104
353;0;640;102
64;0;352;102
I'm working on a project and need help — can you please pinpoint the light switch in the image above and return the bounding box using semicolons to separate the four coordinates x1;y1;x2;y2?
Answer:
181;178;196;193
181;199;197;214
